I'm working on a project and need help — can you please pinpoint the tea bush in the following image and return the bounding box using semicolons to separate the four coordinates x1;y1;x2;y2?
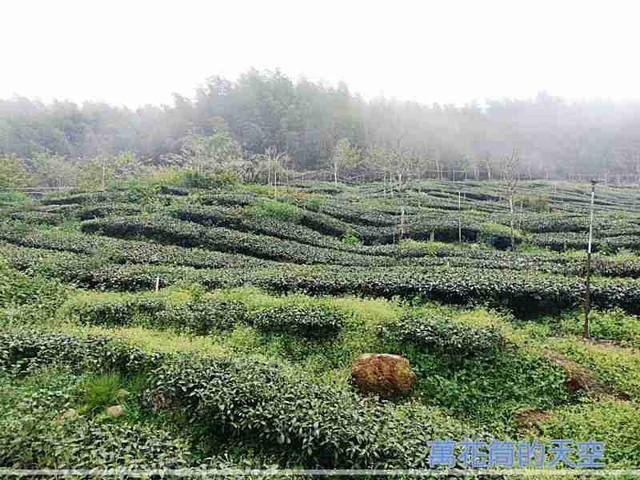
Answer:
251;305;345;339
149;356;472;468
384;313;507;359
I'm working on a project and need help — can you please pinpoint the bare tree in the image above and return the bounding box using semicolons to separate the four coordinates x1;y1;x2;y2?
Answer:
501;147;521;250
257;147;290;197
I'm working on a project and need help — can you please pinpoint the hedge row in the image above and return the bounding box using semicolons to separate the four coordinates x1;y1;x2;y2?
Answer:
150;357;470;468
0;225;271;269
251;305;345;339
65;295;345;339
0;332;163;375
1;331;471;468
299;199;400;227
7;248;640;317
80;216;394;266
171;204;364;253
530;232;640;252
75;203;143;220
41;191;127;206
173;203;522;250
9;211;67;225
384;313;507;359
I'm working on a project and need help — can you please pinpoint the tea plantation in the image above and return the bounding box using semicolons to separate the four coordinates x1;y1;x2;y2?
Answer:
1;178;640;472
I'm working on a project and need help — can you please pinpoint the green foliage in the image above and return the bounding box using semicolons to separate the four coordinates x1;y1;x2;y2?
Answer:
76;372;123;414
540;399;640;467
555;309;640;347
245;199;302;223
414;350;569;427
156;299;247;334
0;370;192;468
342;230;359;246
150;355;471;468
0;261;66;311
0;332;163;375
480;221;520;249
0;155;32;189
384;313;507;360
251;305;345;339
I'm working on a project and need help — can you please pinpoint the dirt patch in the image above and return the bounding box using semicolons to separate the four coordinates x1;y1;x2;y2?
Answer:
542;348;630;400
515;408;551;433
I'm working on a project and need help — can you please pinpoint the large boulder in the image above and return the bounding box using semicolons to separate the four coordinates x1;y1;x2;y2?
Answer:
350;353;416;398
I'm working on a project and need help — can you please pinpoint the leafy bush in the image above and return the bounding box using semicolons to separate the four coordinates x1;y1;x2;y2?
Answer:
149;356;471;468
80;215;392;266
64;294;247;334
0;332;163;375
64;295;167;327
0;261;67;311
155;299;247;334
0;371;192;468
245;199;302;223
251;305;345;339
480;222;521;249
384;313;507;359
342;230;359;246
76;372;124;414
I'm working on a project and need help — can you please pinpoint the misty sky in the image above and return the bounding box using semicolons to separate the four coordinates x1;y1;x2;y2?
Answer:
3;0;640;108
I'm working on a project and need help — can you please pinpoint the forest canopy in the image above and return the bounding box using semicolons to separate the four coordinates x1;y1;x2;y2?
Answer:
2;69;640;184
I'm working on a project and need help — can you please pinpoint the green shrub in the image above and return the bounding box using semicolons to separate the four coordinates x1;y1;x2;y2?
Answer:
0;261;67;311
0;332;163;375
156;299;247;334
414;350;569;425
0;370;192;468
384;313;507;359
63;294;167;326
245;199;302;223
342;230;359;246
480;222;521;249
76;372;123;414
540;399;640;467
251;305;345;339
149;356;471;468
64;294;246;334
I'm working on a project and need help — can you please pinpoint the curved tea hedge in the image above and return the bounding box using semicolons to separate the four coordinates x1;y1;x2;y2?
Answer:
80;216;394;266
7;245;640;317
63;294;344;338
150;356;471;468
384;313;507;359
251;305;345;339
0;332;163;375
0;331;472;469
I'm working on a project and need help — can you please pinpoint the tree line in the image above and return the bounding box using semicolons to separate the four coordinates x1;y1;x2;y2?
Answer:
2;69;640;188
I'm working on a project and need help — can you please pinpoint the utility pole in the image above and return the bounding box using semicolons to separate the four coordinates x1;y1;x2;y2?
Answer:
584;180;598;339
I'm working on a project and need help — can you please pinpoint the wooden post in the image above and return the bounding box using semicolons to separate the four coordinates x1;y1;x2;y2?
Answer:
458;191;462;243
584;180;598;339
155;276;160;293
